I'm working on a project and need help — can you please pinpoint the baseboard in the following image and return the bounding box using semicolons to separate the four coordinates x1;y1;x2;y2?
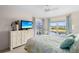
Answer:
0;44;25;53
0;47;9;53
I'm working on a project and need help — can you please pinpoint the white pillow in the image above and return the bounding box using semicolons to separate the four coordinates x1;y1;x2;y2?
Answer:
75;34;79;41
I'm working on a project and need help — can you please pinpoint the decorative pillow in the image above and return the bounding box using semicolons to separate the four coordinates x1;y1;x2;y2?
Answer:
60;39;74;49
75;34;79;41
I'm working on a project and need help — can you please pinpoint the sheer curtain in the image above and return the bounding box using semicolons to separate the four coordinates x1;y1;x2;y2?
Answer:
66;15;72;34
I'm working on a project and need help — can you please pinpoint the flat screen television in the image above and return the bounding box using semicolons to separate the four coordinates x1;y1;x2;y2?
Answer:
21;20;33;30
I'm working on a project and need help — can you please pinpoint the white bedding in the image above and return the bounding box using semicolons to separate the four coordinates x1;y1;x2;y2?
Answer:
24;35;69;53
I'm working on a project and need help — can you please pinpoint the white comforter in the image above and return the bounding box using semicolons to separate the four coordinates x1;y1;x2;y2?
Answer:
24;35;69;53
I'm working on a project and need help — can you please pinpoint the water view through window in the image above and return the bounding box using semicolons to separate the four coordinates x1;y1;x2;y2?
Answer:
49;21;66;34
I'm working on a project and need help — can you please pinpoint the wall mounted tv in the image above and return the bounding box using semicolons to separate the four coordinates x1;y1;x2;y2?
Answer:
21;20;33;30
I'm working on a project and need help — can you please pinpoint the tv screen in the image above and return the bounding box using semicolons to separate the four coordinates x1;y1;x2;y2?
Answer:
21;20;32;29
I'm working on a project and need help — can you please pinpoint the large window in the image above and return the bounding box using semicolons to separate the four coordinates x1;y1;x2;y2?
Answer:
49;21;67;34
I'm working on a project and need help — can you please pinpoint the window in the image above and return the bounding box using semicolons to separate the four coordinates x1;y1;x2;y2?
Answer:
49;21;67;34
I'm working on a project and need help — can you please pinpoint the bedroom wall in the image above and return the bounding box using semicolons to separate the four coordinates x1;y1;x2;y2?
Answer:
0;6;33;50
71;11;79;34
43;18;49;34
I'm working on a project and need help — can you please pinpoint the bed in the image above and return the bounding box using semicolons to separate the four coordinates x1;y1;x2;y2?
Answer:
24;35;79;53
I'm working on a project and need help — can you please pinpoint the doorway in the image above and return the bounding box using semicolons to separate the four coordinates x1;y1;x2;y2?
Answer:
34;18;44;36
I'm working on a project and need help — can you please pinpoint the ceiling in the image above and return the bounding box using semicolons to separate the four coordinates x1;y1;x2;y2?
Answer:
1;5;79;17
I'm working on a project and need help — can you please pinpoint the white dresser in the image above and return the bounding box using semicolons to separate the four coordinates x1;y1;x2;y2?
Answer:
10;29;34;50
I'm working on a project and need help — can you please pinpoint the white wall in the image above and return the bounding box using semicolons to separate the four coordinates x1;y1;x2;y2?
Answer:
71;11;79;34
